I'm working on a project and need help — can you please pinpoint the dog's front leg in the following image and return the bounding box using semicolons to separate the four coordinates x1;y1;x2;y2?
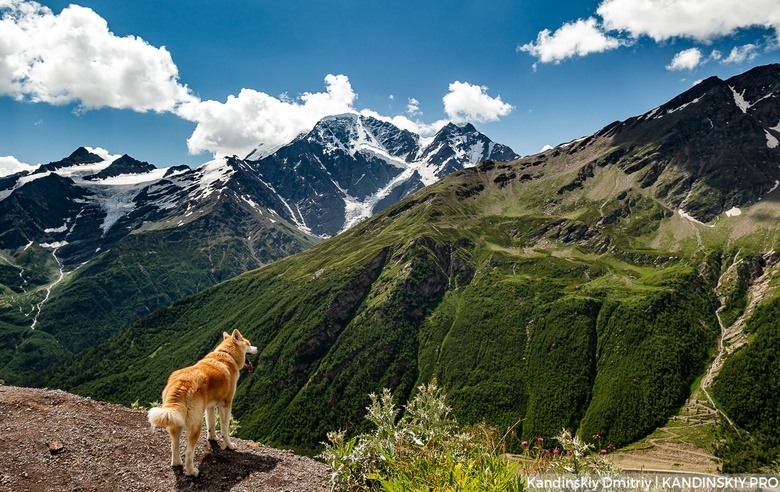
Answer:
218;403;236;449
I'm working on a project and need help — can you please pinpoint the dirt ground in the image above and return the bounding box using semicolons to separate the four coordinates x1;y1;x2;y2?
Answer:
0;386;331;491
610;441;720;474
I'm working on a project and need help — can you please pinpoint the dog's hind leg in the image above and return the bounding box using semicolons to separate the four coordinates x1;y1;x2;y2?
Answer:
168;426;182;467
218;402;236;449
205;403;217;441
183;423;201;477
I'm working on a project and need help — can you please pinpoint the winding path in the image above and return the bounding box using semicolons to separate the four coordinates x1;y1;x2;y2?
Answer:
699;253;741;428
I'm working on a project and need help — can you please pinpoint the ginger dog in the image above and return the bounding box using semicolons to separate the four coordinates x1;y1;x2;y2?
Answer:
148;329;257;476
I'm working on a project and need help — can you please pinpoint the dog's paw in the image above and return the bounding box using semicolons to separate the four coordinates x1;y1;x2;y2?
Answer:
171;458;182;467
224;439;236;450
184;466;199;477
208;433;217;441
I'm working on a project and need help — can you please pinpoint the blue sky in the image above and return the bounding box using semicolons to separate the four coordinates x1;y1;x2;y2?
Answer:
1;0;780;174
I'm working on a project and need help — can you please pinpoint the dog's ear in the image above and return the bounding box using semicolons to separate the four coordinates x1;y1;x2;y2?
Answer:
232;329;242;341
223;331;230;340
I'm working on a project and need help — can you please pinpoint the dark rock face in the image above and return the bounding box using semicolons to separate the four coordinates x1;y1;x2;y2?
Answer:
601;64;780;221
84;155;156;180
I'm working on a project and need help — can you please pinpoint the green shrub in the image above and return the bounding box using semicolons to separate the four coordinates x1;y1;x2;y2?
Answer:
319;381;523;491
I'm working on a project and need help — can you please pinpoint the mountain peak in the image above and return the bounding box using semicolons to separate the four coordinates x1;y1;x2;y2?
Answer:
34;147;104;174
436;121;478;135
83;154;156;180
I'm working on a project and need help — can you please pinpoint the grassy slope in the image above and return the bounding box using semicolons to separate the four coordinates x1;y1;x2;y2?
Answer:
47;133;780;458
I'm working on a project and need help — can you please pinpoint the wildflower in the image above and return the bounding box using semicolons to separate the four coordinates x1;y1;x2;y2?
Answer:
600;449;607;455
553;448;560;455
536;437;543;443
593;434;600;440
521;441;528;446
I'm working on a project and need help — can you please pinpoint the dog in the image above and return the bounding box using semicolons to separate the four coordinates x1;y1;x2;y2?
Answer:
147;329;257;476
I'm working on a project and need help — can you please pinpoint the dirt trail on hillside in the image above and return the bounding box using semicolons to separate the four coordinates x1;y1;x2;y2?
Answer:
0;386;330;492
610;426;720;474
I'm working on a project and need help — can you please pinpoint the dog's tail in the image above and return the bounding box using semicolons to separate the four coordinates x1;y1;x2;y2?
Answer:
148;405;186;429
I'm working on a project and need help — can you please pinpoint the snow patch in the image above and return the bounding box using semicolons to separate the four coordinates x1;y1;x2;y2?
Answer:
44;224;68;233
730;86;750;113
91;167;169;185
340;167;419;232
765;130;779;149
678;209;715;228
666;97;700;115
725;207;742;217
40;241;68;248
728;87;772;115
240;195;261;211
193;159;235;200
645;107;661;120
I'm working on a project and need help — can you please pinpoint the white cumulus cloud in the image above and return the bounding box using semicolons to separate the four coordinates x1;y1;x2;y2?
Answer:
518;17;622;64
597;0;780;43
723;44;759;64
523;0;780;66
406;97;422;117
0;155;36;176
0;0;194;112
442;81;514;123
667;48;704;71
176;74;358;157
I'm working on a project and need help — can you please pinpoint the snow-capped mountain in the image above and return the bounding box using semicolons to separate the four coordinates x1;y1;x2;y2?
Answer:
0;116;517;269
247;113;519;236
0;147;312;269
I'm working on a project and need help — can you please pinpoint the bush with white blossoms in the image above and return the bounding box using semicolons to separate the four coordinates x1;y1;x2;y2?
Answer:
319;381;522;491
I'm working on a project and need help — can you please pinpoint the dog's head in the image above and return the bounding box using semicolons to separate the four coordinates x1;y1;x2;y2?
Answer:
224;329;258;372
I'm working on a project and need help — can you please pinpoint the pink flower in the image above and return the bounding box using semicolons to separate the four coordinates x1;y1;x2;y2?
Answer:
553;448;560;455
521;441;528;446
600;449;607;455
536;437;543;442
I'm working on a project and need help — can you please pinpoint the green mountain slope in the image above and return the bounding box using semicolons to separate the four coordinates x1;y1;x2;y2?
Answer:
48;155;774;452
46;65;780;466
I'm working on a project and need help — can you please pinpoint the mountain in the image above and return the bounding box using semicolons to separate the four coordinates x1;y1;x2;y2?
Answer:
0;148;316;384
0;119;517;385
246;114;519;236
47;65;780;468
